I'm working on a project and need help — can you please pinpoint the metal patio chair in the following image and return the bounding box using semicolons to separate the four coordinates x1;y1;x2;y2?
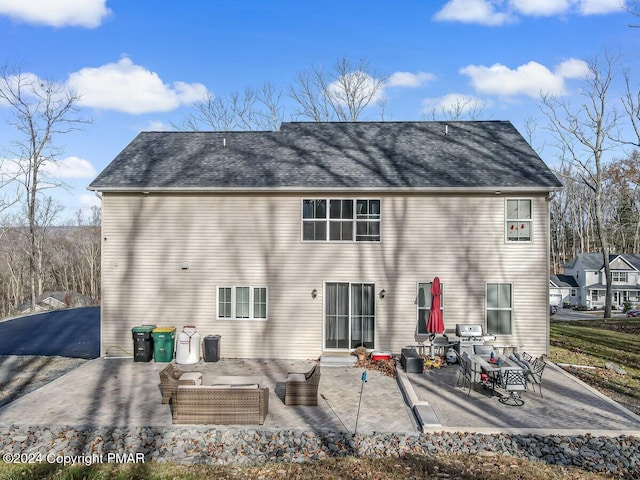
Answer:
527;356;546;398
499;369;527;406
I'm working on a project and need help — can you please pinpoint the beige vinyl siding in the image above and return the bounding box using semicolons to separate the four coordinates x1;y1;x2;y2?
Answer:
100;192;550;359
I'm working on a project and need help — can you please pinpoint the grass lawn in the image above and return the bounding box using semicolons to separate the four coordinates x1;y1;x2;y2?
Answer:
0;453;612;480
550;317;640;415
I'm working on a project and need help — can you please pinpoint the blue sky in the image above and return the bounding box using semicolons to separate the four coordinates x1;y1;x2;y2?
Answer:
0;0;638;220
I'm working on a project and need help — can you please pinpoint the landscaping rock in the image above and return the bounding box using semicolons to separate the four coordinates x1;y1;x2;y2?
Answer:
605;362;627;375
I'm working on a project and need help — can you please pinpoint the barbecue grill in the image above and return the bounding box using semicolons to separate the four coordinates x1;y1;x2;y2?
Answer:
450;324;496;356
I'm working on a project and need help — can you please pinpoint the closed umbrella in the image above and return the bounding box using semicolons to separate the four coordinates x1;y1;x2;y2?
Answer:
426;277;444;358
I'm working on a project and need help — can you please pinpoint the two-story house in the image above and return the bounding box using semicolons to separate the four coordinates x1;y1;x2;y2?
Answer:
88;121;562;359
562;253;640;309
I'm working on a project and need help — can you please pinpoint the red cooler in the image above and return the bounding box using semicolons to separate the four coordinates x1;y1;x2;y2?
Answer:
371;351;392;361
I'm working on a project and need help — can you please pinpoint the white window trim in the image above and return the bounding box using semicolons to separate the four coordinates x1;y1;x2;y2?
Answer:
416;281;445;336
612;271;628;283
485;282;513;336
505;198;532;243
217;286;268;321
301;198;381;243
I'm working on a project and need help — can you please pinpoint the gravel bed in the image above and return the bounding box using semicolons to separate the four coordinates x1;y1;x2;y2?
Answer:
1;426;638;478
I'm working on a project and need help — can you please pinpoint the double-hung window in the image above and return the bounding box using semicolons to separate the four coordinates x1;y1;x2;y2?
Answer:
506;199;532;242
486;283;512;335
218;286;268;320
416;282;444;335
302;199;380;242
612;272;628;283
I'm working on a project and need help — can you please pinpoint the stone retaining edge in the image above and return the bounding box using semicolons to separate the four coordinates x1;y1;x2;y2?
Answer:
1;425;638;477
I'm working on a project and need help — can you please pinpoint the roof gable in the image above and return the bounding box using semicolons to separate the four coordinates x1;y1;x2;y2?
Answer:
89;121;563;192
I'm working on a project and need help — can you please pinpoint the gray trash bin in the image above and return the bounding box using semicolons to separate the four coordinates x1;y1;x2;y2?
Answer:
203;335;221;362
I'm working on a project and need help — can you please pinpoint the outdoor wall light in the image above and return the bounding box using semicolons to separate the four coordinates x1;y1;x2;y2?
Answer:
311;288;318;299
379;289;386;299
181;261;189;270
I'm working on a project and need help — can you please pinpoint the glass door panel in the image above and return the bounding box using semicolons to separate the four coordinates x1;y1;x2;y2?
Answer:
325;283;349;349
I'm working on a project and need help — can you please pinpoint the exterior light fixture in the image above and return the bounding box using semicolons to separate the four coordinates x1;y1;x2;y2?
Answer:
379;289;386;299
311;288;317;299
181;262;189;270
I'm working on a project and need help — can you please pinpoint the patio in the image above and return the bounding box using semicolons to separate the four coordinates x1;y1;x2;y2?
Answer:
0;356;639;434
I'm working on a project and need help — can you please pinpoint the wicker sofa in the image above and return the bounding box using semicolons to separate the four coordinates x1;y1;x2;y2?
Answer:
285;364;321;406
172;384;269;425
158;363;203;404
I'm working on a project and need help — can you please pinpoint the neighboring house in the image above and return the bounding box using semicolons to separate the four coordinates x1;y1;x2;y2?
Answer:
562;253;640;309
15;291;94;314
88;121;562;359
549;274;578;307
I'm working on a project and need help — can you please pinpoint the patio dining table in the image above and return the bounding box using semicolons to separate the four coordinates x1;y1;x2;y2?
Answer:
469;354;524;396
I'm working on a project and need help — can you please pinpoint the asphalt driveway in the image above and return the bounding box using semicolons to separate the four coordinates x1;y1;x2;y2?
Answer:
0;307;100;358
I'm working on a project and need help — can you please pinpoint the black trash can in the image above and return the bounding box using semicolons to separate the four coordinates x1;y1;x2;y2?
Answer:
203;335;221;362
131;325;156;362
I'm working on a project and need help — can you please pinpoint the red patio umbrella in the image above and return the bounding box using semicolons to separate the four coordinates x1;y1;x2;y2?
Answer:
426;277;444;335
425;277;444;359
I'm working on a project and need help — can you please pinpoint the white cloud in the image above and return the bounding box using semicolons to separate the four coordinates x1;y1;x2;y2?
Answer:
326;71;385;105
578;0;624;15
43;156;96;179
433;0;512;25
78;193;101;210
386;71;436;88
510;0;571;16
460;59;588;97
142;120;174;131
554;58;590;79
434;0;625;24
67;57;209;114
0;0;110;28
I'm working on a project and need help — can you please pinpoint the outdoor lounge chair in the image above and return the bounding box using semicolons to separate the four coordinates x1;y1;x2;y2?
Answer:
285;364;321;405
158;363;203;404
499;369;527;406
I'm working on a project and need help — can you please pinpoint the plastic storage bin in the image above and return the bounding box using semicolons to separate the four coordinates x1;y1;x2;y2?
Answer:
203;335;221;362
131;325;156;362
152;327;176;362
175;325;201;364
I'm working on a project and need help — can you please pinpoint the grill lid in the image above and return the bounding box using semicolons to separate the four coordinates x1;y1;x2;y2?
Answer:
455;324;484;337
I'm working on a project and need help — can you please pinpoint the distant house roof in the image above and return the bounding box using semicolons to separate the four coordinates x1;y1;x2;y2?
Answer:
89;121;562;192
573;253;640;271
550;274;579;288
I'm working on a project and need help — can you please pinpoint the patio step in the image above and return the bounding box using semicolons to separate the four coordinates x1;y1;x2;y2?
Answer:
320;355;357;368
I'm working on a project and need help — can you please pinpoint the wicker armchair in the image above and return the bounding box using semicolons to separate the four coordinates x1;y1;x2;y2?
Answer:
158;363;202;404
172;385;269;425
285;364;321;406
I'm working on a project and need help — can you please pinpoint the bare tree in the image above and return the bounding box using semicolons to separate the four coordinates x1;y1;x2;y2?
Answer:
0;65;91;311
290;57;387;122
424;96;488;121
176;82;284;131
540;52;620;317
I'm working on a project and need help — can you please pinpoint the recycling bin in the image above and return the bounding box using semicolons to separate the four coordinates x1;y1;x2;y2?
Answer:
152;327;176;362
131;325;156;362
203;335;221;362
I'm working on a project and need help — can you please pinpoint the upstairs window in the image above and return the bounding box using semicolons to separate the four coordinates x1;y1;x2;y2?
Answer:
506;199;532;242
612;272;628;283
302;199;381;242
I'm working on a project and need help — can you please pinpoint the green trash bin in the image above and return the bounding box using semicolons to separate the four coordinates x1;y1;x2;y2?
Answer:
152;327;176;362
132;325;156;362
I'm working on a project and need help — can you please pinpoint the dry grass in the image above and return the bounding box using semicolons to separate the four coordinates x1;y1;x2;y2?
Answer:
550;317;640;415
0;453;613;480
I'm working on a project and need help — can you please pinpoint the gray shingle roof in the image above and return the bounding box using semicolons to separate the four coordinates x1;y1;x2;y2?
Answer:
575;253;640;271
89;121;563;191
550;274;578;288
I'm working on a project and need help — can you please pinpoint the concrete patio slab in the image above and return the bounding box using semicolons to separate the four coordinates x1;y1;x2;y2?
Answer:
0;358;416;434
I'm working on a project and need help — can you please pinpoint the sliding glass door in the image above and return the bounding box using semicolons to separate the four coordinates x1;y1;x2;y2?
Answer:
325;282;375;350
